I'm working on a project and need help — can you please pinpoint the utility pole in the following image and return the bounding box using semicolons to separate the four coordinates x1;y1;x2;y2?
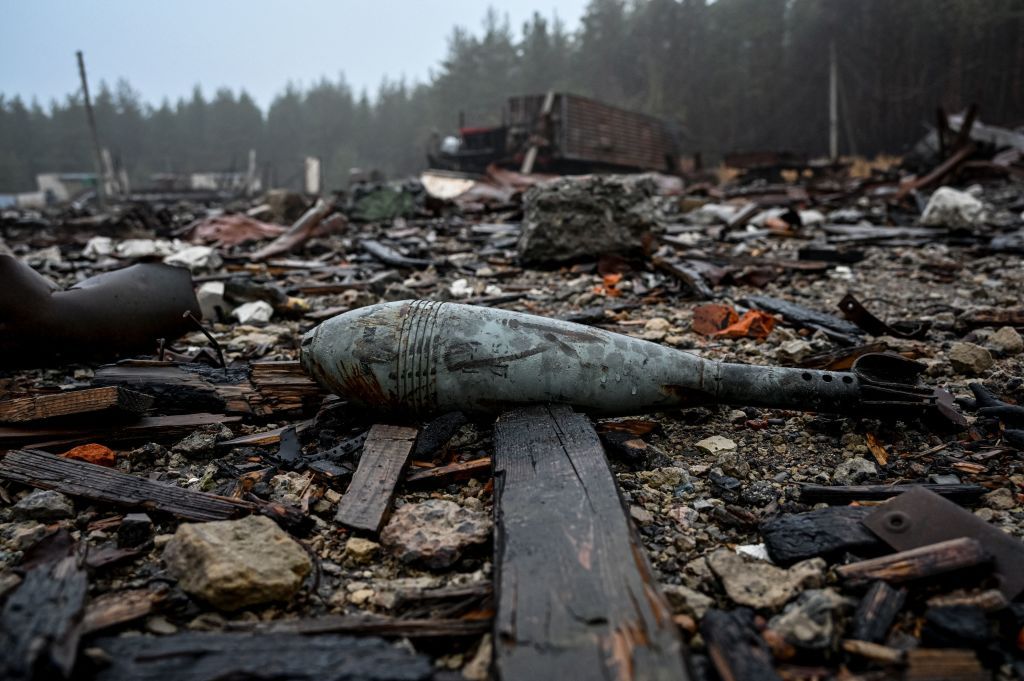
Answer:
76;50;106;208
828;38;839;162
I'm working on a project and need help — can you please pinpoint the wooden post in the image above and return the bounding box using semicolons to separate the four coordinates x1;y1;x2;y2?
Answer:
76;50;106;209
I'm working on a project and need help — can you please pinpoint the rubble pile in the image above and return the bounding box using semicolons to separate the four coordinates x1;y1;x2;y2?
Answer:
1;119;1024;680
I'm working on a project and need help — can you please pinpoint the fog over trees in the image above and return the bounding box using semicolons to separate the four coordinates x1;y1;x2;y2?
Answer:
1;0;1021;191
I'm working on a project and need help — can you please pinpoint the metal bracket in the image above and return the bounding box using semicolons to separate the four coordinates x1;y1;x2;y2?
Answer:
864;486;1024;598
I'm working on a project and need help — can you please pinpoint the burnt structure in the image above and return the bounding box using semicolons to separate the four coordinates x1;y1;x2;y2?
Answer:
431;93;679;175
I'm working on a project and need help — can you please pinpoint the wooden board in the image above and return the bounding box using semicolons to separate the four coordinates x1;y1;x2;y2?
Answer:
492;404;690;681
0;386;152;424
0;412;242;450
0;449;255;521
335;424;418;534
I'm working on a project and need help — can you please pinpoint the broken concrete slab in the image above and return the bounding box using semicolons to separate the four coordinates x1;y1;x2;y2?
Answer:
517;174;664;264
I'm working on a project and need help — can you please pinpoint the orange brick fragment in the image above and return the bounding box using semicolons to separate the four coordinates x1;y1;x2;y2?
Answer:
61;443;117;467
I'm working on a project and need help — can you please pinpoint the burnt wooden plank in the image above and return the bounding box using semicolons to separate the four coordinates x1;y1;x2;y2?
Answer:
836;537;989;586
91;632;432;681
250;614;488;638
0;449;255;521
493;404;689;681
92;362;236;413
0;555;88;680
335;424;418;534
0;386;152;424
0;412;242;449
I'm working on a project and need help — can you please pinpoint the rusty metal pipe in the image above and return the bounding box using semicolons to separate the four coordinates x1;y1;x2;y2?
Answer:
0;255;200;367
301;300;958;423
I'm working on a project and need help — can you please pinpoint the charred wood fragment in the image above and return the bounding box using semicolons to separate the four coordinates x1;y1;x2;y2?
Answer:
759;506;882;565
836;537;990;586
0;555;87;681
700;609;781;681
850;581;906;643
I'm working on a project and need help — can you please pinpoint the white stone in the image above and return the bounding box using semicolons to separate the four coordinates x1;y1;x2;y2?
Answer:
920;187;985;229
232;300;274;324
695;435;737;454
197;281;226;321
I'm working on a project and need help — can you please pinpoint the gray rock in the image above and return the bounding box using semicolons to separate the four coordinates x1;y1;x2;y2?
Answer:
517;175;663;264
172;424;233;457
775;340;814;365
630;505;654;525
380;499;490;569
662;583;714;618
949;342;994;375
13;489;74;521
768;588;849;649
163;515;311;610
5;521;49;550
920;187;985;228
740;481;778;508
983;487;1017;510
833;457;876;485
345;537;380;564
117;513;153;548
269;471;308;506
987;326;1024;356
636;466;689;492
714;451;750;480
707;549;825;610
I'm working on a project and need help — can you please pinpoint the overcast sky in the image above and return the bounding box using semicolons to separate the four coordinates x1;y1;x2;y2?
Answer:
2;0;590;111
